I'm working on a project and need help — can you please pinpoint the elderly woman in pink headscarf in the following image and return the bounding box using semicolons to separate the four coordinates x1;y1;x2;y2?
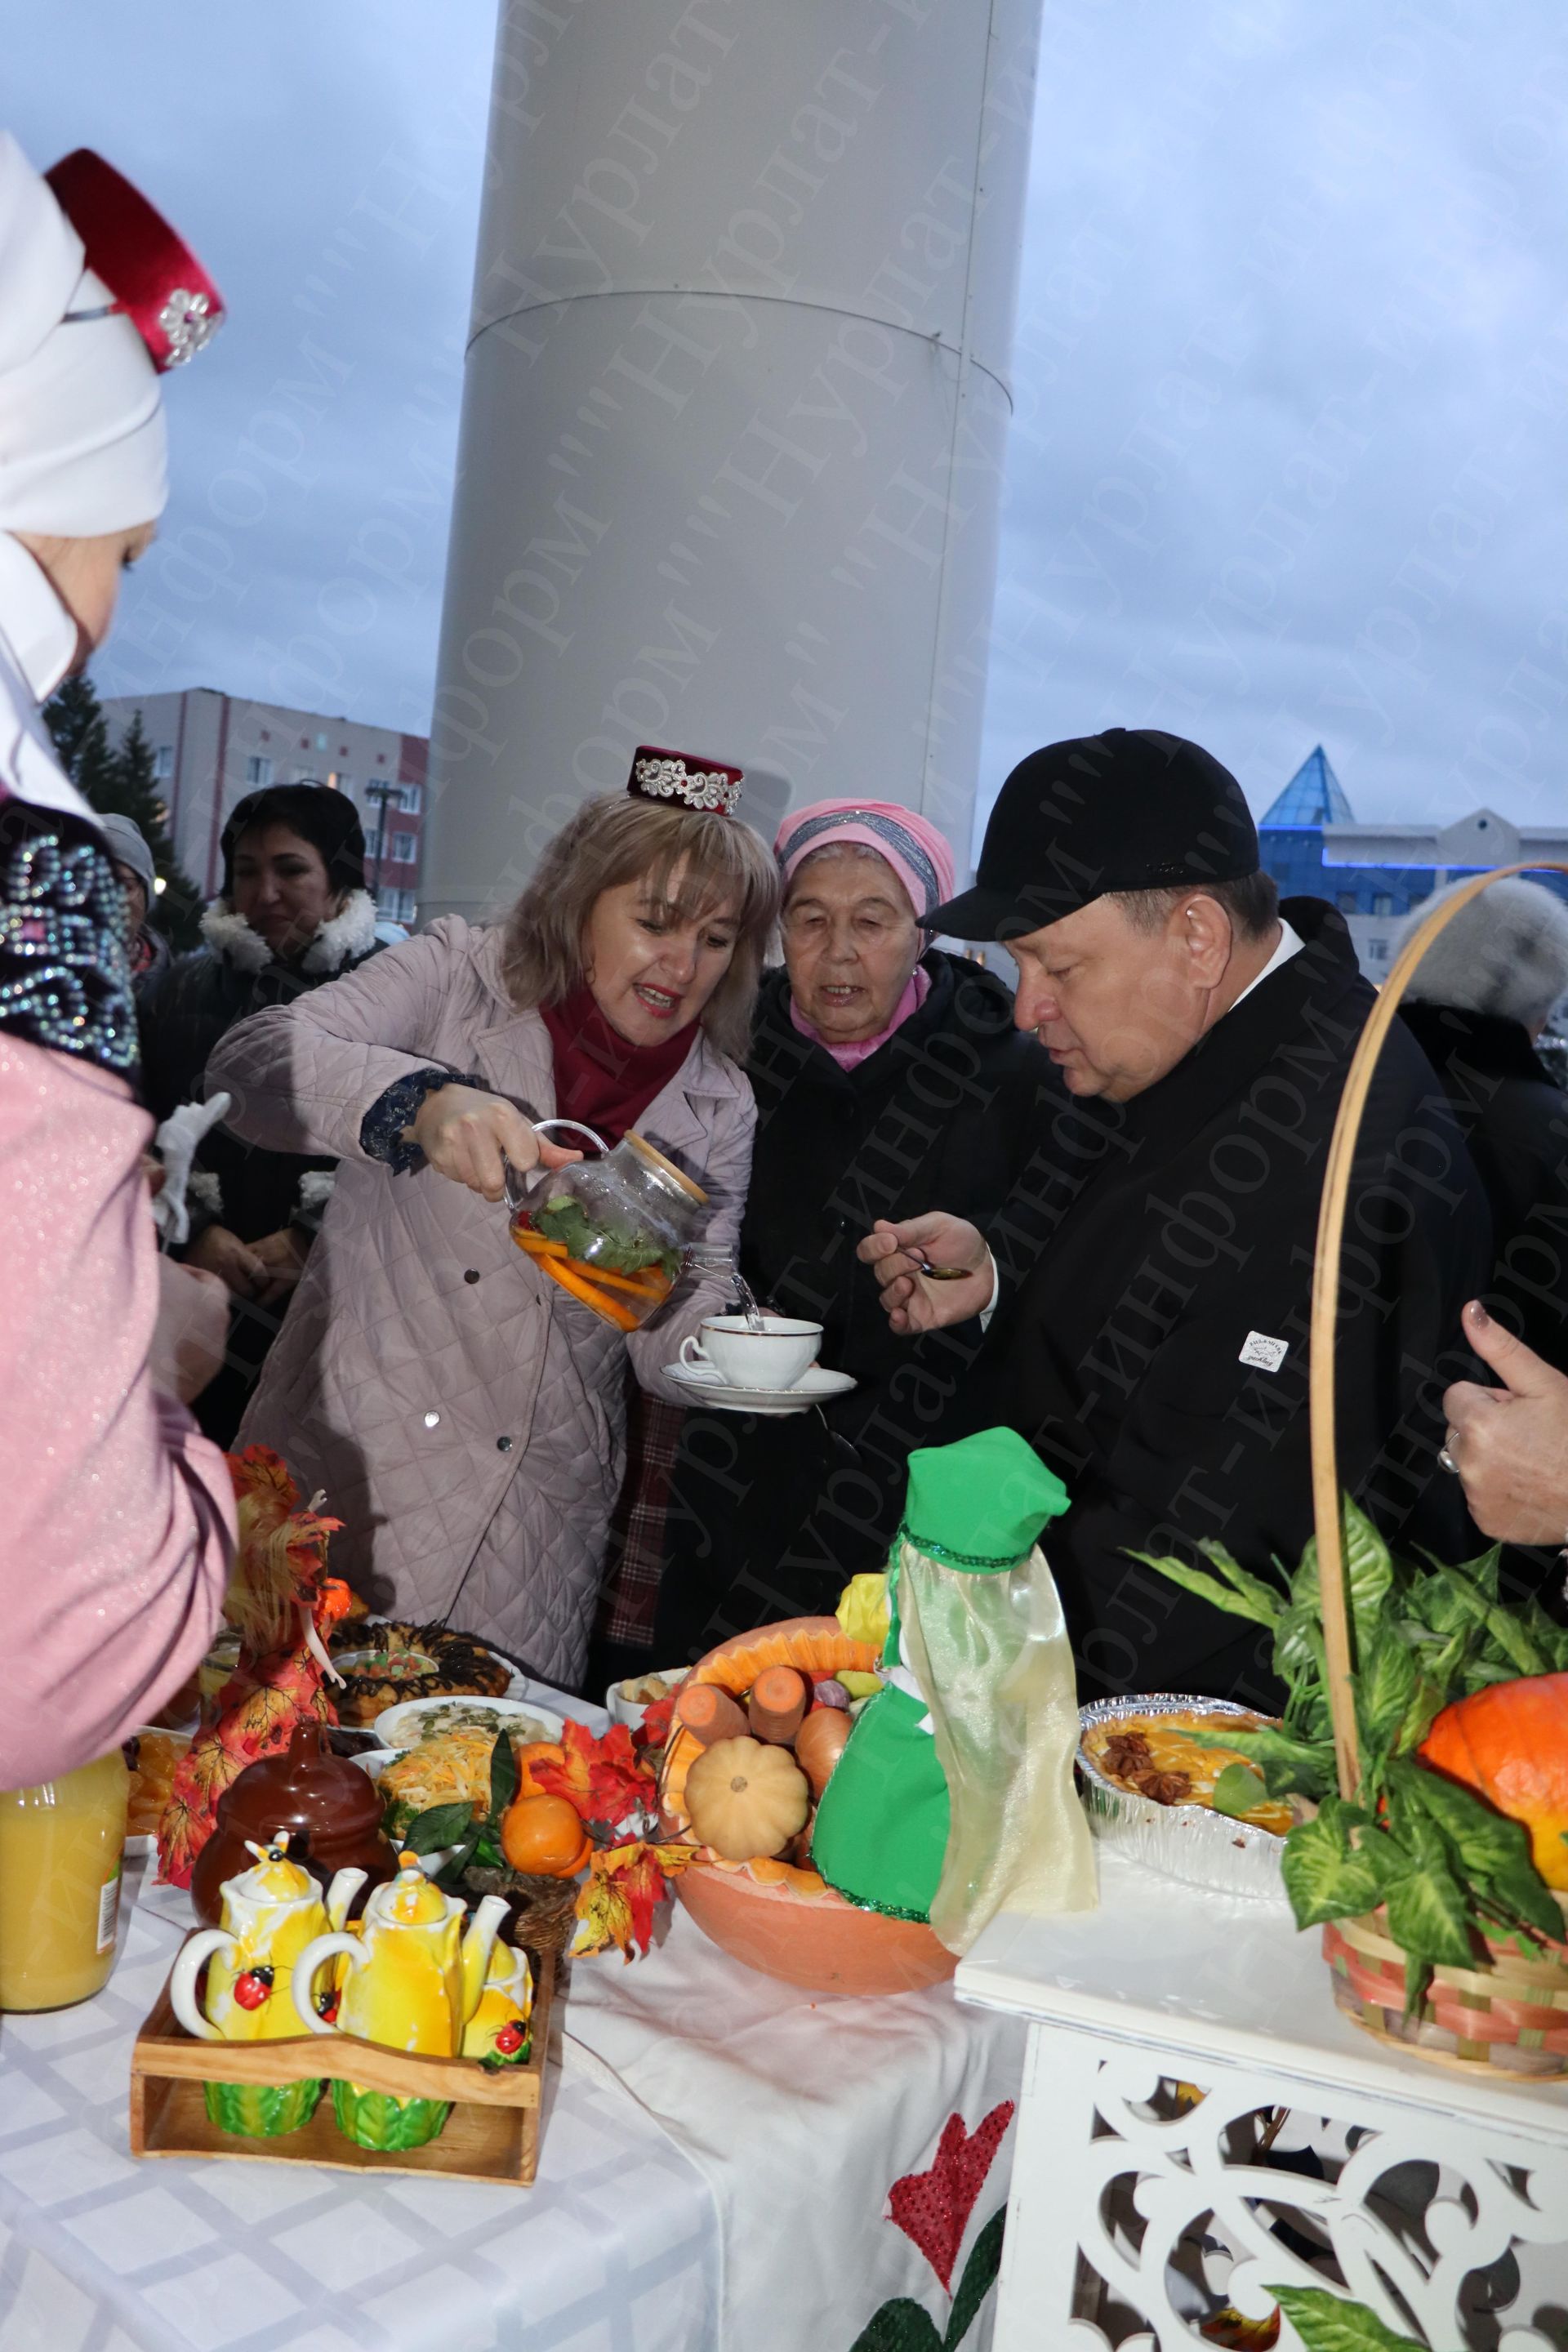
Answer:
612;799;1055;1672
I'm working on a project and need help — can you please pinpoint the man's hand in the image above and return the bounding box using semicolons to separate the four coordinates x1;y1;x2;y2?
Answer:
1442;1298;1568;1542
185;1222;267;1296
857;1214;993;1335
150;1260;229;1403
250;1227;309;1307
409;1085;581;1204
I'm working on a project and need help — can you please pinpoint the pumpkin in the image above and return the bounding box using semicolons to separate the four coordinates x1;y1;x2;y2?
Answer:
1418;1671;1568;1889
685;1737;810;1862
658;1617;880;1864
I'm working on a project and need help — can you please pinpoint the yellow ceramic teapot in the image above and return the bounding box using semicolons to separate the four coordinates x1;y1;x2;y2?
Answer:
461;1935;534;2066
292;1853;510;2151
168;1832;364;2139
171;1833;361;2046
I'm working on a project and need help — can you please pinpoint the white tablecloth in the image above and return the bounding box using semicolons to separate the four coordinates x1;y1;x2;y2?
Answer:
0;1861;1025;2352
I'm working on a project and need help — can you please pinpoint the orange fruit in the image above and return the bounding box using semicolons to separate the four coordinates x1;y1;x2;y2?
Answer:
513;1740;565;1798
500;1791;591;1878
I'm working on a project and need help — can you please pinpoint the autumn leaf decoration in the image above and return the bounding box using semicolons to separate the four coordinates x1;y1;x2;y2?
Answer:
571;1841;702;1962
398;1718;699;1961
528;1718;657;1838
157;1448;347;1888
224;1444;345;1654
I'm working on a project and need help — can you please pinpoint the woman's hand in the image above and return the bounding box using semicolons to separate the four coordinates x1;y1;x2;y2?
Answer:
857;1214;994;1334
409;1085;581;1203
150;1260;229;1403
1442;1299;1568;1543
185;1223;268;1296
250;1227;309;1307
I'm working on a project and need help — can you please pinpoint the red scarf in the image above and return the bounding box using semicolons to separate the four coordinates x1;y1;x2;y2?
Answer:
539;982;697;1146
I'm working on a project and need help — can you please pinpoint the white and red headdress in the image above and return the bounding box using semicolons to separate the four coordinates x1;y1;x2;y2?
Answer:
0;131;225;537
628;744;744;817
47;149;225;372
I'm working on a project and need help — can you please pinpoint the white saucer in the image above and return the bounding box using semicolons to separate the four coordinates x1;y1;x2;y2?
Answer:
666;1361;858;1414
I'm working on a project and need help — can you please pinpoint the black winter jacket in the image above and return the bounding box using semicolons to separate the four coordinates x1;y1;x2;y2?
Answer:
138;894;383;1247
137;893;382;1444
655;951;1054;1660
1399;1001;1568;1370
949;900;1493;1710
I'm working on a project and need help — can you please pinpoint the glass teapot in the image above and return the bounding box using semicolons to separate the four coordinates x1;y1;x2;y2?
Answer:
506;1119;712;1330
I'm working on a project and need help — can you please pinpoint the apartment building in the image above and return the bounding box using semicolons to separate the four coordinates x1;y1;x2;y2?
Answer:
100;687;427;924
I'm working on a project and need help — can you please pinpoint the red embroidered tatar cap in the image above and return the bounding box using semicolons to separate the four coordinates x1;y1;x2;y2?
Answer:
45;149;224;371
628;745;744;817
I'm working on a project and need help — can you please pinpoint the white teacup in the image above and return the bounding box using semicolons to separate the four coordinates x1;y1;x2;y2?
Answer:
679;1314;822;1389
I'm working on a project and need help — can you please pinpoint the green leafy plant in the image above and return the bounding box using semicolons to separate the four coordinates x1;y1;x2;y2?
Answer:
1133;1504;1566;2008
1266;2283;1438;2350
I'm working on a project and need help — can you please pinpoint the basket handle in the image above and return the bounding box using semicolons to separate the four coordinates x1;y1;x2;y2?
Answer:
1309;862;1568;1798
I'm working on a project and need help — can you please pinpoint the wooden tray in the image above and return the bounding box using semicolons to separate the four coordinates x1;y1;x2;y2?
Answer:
129;1946;555;2185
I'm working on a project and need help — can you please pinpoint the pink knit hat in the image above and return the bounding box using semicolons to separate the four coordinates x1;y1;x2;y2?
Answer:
773;800;957;925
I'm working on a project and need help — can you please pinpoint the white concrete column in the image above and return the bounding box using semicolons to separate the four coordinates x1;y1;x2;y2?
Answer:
424;0;1044;920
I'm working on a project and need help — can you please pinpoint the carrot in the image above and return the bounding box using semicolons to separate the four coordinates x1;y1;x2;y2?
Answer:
675;1684;748;1746
513;1229;569;1260
544;1258;641;1330
575;1263;670;1300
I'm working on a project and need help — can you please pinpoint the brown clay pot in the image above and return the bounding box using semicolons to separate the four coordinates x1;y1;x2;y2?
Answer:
190;1721;397;1927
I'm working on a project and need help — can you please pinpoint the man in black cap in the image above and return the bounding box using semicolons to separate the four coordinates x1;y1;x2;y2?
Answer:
860;728;1490;1706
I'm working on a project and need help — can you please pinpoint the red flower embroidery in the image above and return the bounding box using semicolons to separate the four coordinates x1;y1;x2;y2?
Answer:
887;2102;1014;2291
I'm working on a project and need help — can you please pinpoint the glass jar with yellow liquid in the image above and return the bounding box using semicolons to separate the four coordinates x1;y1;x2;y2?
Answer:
0;1750;129;2011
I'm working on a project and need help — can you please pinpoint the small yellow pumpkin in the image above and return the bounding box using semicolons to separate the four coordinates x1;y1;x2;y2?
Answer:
685;1736;810;1862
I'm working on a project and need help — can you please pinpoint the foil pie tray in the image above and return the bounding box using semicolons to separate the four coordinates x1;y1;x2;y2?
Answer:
1076;1693;1289;1903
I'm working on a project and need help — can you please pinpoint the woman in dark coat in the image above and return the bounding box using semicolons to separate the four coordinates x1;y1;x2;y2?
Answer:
138;781;382;1442
1396;875;1568;1370
645;799;1053;1668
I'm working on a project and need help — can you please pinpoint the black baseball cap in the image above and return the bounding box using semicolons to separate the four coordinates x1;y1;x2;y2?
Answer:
929;728;1260;942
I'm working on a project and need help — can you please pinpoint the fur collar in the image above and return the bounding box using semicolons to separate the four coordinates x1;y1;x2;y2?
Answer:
200;889;380;976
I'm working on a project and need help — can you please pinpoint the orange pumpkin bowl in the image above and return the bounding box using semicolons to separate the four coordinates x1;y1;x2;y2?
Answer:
659;1617;957;1996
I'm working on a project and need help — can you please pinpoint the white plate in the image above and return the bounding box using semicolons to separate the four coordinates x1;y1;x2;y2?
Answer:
372;1693;567;1750
665;1361;858;1414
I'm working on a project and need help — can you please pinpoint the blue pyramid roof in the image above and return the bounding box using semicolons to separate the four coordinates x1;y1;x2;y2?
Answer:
1261;746;1354;829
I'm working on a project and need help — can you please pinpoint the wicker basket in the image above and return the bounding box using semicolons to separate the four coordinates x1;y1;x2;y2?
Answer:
1324;1902;1568;2077
1310;862;1568;2077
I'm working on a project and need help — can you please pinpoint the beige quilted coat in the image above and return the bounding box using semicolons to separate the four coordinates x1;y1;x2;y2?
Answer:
209;917;755;1686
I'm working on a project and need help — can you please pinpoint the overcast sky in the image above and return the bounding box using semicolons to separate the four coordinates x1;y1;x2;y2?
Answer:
12;0;1567;844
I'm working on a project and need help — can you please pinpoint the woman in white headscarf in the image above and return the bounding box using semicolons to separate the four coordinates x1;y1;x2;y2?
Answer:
0;131;236;1785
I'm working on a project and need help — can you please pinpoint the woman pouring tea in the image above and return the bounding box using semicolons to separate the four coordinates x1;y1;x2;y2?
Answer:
209;751;778;1686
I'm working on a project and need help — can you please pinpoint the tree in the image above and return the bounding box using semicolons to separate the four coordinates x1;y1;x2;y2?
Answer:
42;675;203;949
41;673;118;803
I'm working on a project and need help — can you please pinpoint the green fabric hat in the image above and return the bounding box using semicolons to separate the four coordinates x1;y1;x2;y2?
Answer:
902;1428;1067;1572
